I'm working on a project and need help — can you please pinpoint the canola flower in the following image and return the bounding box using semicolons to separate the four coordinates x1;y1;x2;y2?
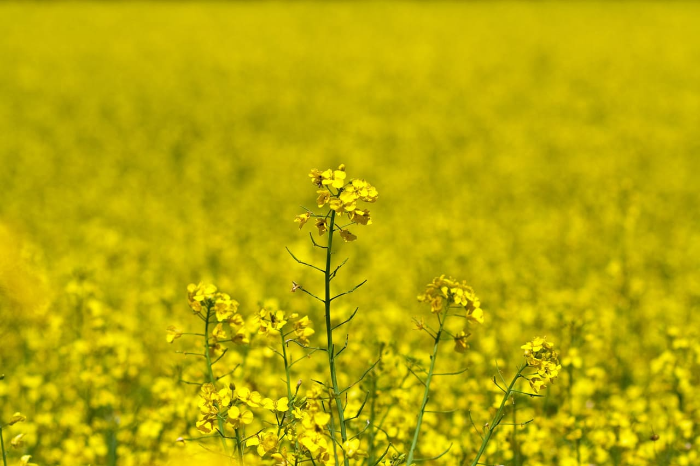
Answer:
164;167;563;466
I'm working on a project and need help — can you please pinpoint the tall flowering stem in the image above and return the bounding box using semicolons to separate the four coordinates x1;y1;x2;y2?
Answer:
405;300;449;465
469;337;560;466
407;276;484;465
180;283;247;461
292;165;379;466
324;210;350;466
469;365;527;466
202;302;232;457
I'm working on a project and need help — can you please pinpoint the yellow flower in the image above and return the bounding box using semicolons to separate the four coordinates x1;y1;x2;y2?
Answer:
309;169;324;187
294;212;311;229
321;167;347;189
212;323;227;342
343;438;365;458
227;405;254;429
262;397;289;412
348;208;372;225
247;431;279;457
454;330;470;353
522;336;561;387
236;387;263;407
294;315;315;346
186;283;217;314
339;229;357;242
214;293;239;322
418;275;483;322
315;218;327;236
165;325;182;343
231;327;250;345
316;190;331;207
196;413;217;434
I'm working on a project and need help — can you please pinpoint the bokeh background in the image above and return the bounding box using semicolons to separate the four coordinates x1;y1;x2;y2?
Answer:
1;2;699;465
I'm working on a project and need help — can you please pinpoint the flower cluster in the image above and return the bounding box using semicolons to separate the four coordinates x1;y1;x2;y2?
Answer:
417;275;484;323
186;283;240;322
295;164;378;242
521;336;561;393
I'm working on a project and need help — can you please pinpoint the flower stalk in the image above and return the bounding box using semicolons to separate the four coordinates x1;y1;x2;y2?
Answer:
406;301;449;465
324;210;350;466
469;365;526;466
203;304;231;456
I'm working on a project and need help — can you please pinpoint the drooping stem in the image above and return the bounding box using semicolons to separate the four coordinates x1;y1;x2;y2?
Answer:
203;305;234;459
469;365;526;466
406;302;449;465
324;210;350;466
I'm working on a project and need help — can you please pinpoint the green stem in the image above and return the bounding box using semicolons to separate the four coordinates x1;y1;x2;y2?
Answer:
366;374;378;465
324;211;350;466
1;425;7;466
280;332;294;417
469;365;526;466
204;305;232;459
512;397;519;466
406;302;449;465
280;332;301;455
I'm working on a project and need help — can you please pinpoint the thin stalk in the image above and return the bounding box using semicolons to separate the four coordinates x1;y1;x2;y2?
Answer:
324;211;350;466
512;397;519;466
281;333;294;417
366;374;378;465
280;332;301;455
406;302;449;465
204;305;234;460
469;365;526;466
1;425;7;466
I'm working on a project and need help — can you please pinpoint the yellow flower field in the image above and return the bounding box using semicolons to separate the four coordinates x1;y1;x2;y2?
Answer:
1;2;699;465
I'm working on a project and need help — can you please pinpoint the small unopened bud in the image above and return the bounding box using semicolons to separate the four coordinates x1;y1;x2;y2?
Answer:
650;434;660;441
8;413;26;426
296;379;303;389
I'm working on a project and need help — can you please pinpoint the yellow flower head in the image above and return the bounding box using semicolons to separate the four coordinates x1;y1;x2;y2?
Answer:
227;405;254;429
187;282;217;314
522;336;561;386
299;165;379;241
418;275;483;323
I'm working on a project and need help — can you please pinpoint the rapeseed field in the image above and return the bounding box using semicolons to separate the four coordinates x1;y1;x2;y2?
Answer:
1;2;699;465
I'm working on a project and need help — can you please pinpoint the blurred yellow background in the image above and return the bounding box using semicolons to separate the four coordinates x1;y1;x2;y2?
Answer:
1;2;699;465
